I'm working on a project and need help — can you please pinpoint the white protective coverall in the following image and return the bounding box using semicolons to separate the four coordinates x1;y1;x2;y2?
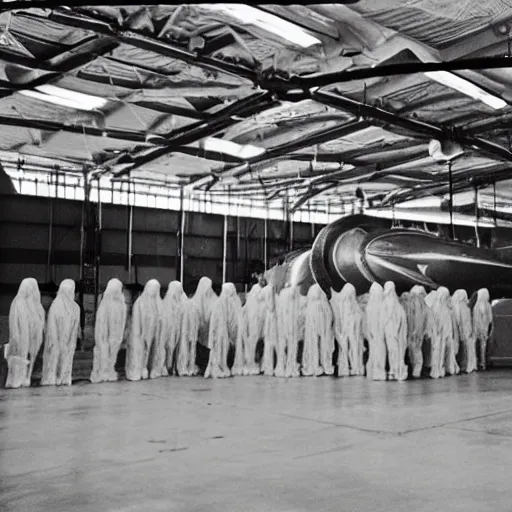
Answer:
411;285;434;369
331;283;365;377
445;294;460;376
158;281;187;376
382;282;408;381
205;283;242;379
302;284;335;377
125;279;162;381
41;279;80;386
473;288;493;370
365;282;387;381
452;289;477;374
176;296;200;376
402;287;429;378
192;276;218;347
232;282;268;376
277;284;304;378
90;278;127;383
261;285;279;376
429;287;454;379
6;278;45;388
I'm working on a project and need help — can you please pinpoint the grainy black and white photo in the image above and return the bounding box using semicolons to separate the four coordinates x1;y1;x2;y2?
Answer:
0;1;511;511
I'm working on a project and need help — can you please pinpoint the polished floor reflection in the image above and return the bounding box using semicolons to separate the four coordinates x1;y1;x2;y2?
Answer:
2;371;512;512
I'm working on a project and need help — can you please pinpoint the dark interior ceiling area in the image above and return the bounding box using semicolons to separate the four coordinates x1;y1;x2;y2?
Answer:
1;2;512;219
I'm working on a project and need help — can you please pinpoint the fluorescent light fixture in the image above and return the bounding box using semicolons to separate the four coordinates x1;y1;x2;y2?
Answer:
200;137;266;159
425;71;507;110
204;4;322;48
19;85;108;111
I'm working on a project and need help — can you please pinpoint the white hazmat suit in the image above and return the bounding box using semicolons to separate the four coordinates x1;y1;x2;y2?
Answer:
452;289;477;374
192;277;218;347
261;285;279;376
331;283;365;377
365;283;387;381
176;296;200;377
382;282;408;381
429;287;453;379
205;283;242;379
302;284;334;377
473;288;493;370
277;284;304;378
6;278;45;388
403;286;430;378
159;281;187;376
125;279;162;381
41;279;80;386
232;282;268;376
90;278;127;383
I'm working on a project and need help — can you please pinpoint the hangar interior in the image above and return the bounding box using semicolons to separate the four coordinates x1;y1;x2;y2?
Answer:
2;2;512;512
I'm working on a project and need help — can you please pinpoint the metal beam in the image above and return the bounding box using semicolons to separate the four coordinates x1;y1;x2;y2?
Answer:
0;35;119;91
192;119;370;189
312;90;512;163
109;91;277;176
49;9;262;84
283;56;512;90
380;163;512;205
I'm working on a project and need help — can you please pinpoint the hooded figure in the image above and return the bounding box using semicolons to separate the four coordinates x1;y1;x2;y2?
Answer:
331;283;365;377
125;279;162;381
6;278;45;388
429;287;454;379
473;288;493;370
192;277;218;347
41;279;80;386
261;285;279;376
246;281;269;375
273;285;289;378
159;281;187;376
445;294;460;376
302;284;334;377
382;282;408;381
176;297;200;376
232;281;268;376
402;286;430;378
205;283;242;379
365;282;387;381
90;278;127;383
452;289;477;374
277;284;304;378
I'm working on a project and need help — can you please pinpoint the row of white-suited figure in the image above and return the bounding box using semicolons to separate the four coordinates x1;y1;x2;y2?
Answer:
4;276;493;388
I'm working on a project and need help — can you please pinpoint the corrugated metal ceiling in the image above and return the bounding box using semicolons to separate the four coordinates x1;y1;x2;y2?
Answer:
0;3;511;215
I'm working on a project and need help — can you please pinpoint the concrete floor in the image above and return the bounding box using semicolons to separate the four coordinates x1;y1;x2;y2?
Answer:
2;372;512;512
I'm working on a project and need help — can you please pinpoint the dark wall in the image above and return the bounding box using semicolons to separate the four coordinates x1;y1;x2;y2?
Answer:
0;194;322;315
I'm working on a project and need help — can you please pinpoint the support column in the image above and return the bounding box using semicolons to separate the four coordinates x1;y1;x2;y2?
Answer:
264;214;268;270
474;185;480;248
126;180;134;282
176;186;186;283
448;160;455;239
94;178;102;314
222;213;228;284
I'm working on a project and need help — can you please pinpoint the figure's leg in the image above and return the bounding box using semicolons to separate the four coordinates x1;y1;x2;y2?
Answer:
142;340;151;380
478;336;487;370
372;340;387;381
274;336;287;377
337;337;350;377
41;345;59;386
